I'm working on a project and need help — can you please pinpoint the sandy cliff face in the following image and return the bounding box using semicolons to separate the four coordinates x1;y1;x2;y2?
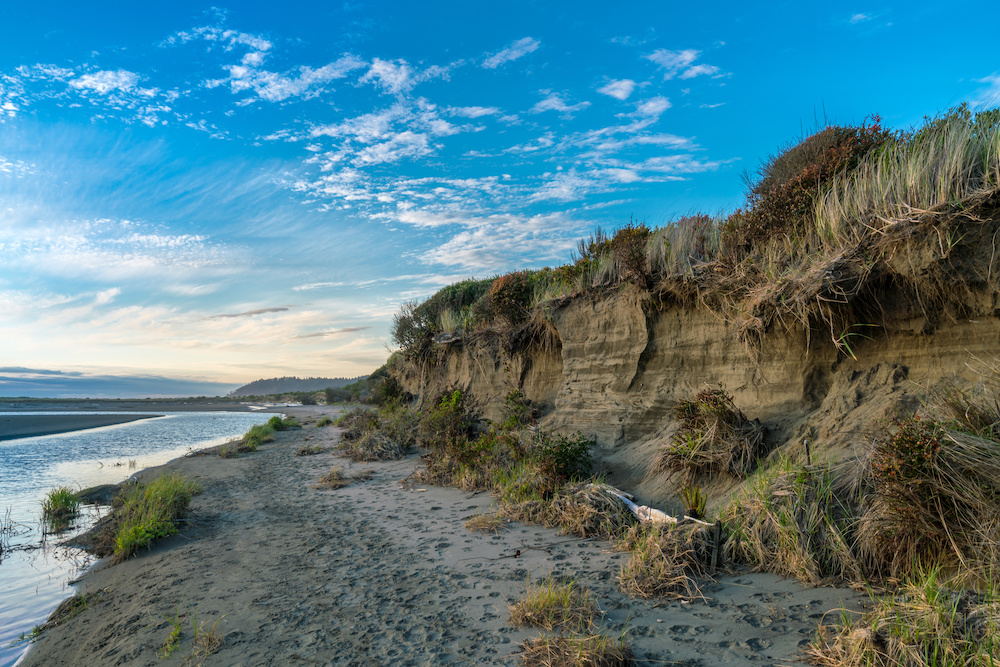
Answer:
395;275;1000;509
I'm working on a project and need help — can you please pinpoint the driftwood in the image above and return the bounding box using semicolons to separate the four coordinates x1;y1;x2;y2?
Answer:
595;484;714;527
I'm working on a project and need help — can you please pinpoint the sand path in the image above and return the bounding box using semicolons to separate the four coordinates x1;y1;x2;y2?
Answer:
20;409;863;666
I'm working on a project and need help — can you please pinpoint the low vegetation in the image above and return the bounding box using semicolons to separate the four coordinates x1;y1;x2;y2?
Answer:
110;473;201;563
41;486;81;530
615;523;712;601
464;511;506;534
510;580;633;667
509;579;602;632
653;387;767;481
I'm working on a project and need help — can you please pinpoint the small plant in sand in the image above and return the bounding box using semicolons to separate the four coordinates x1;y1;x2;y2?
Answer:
111;473;201;563
41;486;80;530
615;523;712;601
807;568;1000;667
677;485;707;519
157;608;186;658
267;415;301;430
316;416;334;427
519;633;634;667
315;467;350;489
510;579;602;632
655;387;767;481
296;444;326;456
464;512;506;534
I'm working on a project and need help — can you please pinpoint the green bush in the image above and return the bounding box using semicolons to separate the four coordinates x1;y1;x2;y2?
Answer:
532;431;594;482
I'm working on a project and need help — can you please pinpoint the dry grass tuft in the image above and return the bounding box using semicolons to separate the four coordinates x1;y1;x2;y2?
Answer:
339;430;408;462
520;633;634;667
655;387;767;481
314;467;350;490
296;444;326;456
464;512;505;534
616;523;712;600
851;417;1000;581
510;580;602;632
499;483;637;539
722;460;863;586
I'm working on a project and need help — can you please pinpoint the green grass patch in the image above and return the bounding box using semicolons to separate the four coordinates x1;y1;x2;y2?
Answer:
112;473;200;563
41;486;80;530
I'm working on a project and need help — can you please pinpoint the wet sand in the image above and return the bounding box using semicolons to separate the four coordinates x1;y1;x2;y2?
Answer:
0;414;159;441
19;406;864;666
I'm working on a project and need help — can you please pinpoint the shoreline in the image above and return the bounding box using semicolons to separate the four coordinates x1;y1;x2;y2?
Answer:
19;406;864;666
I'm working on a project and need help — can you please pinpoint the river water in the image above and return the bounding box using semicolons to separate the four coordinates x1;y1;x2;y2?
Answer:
0;411;278;667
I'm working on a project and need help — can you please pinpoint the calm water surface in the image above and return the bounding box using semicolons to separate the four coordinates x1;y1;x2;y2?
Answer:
0;411;277;667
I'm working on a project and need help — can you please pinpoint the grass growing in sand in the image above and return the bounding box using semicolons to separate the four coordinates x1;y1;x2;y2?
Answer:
509;579;601;632
112;473;200;563
464;511;506;534
41;486;80;530
615;523;712;601
519;634;634;667
316;416;334;427
510;580;633;667
296;444;326;456
807;569;1000;667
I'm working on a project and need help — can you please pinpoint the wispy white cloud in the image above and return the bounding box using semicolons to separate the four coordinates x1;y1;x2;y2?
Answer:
597;79;636;100
531;92;591;116
417;211;586;272
447;105;500;118
850;13;872;23
645;49;723;80
360;58;415;94
212;55;365;102
482;37;540;69
635;96;671;116
69;70;144;95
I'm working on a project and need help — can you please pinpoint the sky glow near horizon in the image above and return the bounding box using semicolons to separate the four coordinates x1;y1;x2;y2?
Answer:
1;1;998;397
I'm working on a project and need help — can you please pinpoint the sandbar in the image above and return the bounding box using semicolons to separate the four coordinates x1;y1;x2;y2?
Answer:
0;413;160;441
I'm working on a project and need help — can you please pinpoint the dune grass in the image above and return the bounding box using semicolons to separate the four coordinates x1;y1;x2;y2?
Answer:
807;569;1000;667
510;579;602;633
112;473;200;563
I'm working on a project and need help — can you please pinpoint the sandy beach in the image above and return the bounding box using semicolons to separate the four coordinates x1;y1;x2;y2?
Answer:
20;406;864;666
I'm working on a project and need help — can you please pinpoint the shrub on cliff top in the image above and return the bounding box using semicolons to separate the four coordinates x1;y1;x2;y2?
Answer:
721;117;894;256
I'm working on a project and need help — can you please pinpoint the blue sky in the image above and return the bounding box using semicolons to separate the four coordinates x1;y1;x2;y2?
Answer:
1;1;998;397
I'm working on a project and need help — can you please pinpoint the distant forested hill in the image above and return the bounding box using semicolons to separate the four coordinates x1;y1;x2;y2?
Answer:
228;376;365;397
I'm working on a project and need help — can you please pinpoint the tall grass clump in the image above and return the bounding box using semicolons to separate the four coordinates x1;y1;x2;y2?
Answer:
41;486;80;530
112;473;200;563
616;522;713;601
815;105;1000;244
511;579;634;667
721;459;863;585
509;579;602;632
851;415;1000;581
653;387;767;481
807;569;1000;667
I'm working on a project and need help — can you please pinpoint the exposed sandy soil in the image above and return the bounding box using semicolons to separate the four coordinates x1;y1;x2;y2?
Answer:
20;406;864;666
0;414;159;441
